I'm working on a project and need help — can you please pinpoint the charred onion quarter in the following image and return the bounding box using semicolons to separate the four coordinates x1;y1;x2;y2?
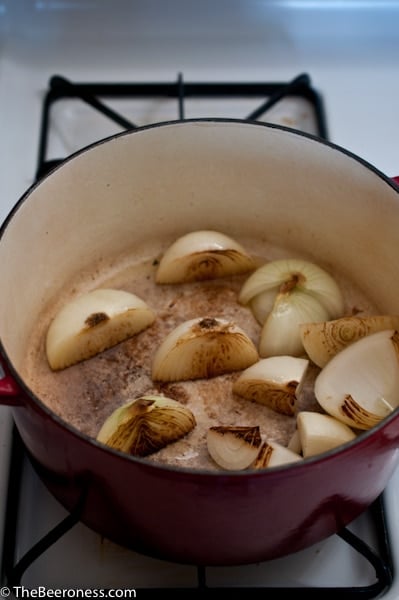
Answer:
207;425;262;470
151;316;259;382
155;229;256;284
46;288;155;370
299;314;399;368
314;329;399;430
232;355;309;416
238;258;345;357
97;395;196;457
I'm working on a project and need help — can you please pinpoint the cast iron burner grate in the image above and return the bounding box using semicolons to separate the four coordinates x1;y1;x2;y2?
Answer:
2;72;394;597
35;71;328;180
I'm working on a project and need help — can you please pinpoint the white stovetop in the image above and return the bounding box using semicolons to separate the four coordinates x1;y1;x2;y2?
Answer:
1;0;399;594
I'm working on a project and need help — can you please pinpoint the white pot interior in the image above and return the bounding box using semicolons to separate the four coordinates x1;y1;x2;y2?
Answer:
1;120;398;374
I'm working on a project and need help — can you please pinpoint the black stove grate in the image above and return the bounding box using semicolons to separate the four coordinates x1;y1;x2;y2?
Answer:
35;71;328;180
1;72;395;597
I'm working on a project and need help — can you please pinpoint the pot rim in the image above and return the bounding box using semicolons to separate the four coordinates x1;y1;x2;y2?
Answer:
1;117;398;233
1;117;399;478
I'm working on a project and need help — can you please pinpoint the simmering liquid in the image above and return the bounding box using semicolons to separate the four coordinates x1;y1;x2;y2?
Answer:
22;237;378;471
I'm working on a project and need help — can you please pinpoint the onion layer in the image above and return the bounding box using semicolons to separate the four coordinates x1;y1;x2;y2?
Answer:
239;258;344;317
253;441;303;469
259;291;329;357
300;315;399;368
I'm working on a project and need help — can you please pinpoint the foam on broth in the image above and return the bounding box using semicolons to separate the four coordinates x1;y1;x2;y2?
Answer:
22;236;379;471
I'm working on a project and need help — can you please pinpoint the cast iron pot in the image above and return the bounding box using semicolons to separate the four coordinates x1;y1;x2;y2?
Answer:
1;119;399;566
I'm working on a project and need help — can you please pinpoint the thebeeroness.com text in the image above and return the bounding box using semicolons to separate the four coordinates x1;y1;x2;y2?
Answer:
1;587;137;599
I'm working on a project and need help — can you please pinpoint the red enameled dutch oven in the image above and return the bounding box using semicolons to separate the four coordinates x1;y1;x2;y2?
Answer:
1;119;399;566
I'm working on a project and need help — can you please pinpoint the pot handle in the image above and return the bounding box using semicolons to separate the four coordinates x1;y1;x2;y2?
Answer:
0;356;23;406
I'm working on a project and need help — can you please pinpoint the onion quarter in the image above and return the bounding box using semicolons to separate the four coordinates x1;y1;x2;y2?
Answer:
233;356;309;416
297;411;356;458
314;329;399;430
249;288;277;325
152;316;259;381
97;395;196;457
155;230;256;284
207;425;262;470
46;288;155;370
